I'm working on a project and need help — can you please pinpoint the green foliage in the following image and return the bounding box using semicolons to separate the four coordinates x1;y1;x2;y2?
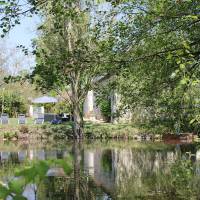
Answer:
84;122;140;138
3;131;17;140
101;150;112;172
157;159;198;200
115;156;200;200
97;0;200;132
171;159;194;189
50;101;71;114
95;88;111;121
2;0;200;134
0;90;27;117
30;0;109;137
99;99;111;120
32;0;102;92
0;158;73;200
0;183;10;199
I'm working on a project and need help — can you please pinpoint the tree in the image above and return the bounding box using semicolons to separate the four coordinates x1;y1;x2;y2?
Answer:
96;0;200;131
0;90;27;117
31;0;107;138
0;0;112;138
3;0;200;133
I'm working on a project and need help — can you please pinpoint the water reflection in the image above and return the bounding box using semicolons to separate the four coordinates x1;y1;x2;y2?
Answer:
0;141;200;199
0;150;69;165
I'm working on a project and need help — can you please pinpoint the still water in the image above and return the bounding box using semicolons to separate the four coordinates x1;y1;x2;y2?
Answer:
0;140;200;200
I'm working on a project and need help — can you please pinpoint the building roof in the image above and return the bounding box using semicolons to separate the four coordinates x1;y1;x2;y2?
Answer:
31;96;58;104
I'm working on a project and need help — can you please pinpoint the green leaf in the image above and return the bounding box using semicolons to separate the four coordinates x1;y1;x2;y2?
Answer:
8;178;25;195
16;161;49;183
0;183;10;199
182;41;190;50
33;161;49;178
13;195;27;200
52;158;73;175
190;118;196;124
15;166;37;183
185;15;198;20
180;77;189;85
180;63;185;69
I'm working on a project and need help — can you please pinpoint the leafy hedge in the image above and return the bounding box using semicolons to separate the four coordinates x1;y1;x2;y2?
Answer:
0;90;27;117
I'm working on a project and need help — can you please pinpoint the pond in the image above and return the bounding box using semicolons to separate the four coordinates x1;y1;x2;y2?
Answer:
0;140;200;200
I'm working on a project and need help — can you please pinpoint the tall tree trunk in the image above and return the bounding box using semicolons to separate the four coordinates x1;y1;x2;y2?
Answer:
70;72;84;139
72;102;84;139
67;17;84;139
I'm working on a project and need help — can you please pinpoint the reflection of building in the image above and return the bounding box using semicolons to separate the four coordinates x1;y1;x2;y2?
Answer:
0;149;68;163
0;152;10;161
18;151;27;162
84;149;115;192
22;184;37;200
83;148;179;195
84;150;95;175
196;150;200;175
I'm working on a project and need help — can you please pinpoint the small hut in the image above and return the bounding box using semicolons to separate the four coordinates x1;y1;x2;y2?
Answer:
29;96;58;120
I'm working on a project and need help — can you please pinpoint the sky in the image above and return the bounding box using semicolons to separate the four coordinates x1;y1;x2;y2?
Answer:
2;15;40;74
8;16;40;47
1;1;111;75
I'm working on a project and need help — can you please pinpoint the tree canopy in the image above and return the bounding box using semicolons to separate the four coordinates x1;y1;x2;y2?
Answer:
1;0;200;133
30;0;110;138
95;0;200;131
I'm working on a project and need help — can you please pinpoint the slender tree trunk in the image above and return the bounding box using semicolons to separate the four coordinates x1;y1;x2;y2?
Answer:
72;102;84;139
67;17;84;139
70;73;84;139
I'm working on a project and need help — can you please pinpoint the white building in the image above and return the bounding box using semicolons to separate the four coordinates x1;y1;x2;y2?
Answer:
83;90;132;123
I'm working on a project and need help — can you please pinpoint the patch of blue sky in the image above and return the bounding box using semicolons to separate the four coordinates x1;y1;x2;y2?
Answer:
2;14;40;74
0;0;112;74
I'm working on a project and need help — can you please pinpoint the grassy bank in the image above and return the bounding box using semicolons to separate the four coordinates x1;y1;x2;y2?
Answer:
0;118;172;141
84;122;141;139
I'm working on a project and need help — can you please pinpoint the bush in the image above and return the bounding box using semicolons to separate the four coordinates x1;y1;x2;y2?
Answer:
3;132;18;140
95;92;111;122
0;90;27;117
18;125;29;134
43;101;70;114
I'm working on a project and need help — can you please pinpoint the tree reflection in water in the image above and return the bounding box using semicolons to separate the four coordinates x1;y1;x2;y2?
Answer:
115;159;200;200
101;150;112;173
0;141;108;200
0;141;200;199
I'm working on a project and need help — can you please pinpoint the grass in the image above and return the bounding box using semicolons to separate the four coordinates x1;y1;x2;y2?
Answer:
0;118;167;141
0;118;48;136
84;122;142;138
135;122;173;135
0;117;44;127
0;118;138;129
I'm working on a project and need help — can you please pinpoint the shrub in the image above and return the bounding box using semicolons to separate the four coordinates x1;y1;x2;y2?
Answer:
0;91;27;117
3;132;17;140
18;125;29;134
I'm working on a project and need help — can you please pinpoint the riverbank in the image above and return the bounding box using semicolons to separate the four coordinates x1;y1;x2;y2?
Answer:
0;119;196;141
0;120;160;141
